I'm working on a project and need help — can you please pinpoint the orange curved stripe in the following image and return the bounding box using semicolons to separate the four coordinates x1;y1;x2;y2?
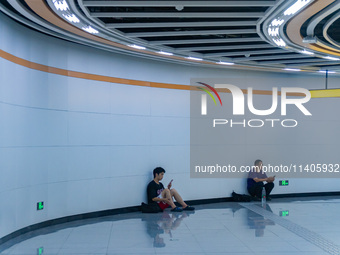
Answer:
0;49;190;90
0;48;311;97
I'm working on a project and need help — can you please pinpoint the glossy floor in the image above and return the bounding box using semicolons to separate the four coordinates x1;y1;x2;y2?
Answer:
1;196;340;255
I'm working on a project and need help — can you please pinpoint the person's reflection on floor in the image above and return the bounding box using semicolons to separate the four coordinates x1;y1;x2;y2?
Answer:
145;213;166;248
143;210;193;247
247;204;275;237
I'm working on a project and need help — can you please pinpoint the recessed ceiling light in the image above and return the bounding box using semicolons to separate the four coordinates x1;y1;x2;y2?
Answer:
128;44;146;50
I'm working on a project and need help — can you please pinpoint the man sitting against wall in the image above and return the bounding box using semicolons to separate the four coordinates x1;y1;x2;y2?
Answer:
147;167;195;212
247;159;275;201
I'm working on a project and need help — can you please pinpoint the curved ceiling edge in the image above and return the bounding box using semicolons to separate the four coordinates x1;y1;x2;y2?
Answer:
3;0;340;73
23;0;266;71
286;0;340;54
284;0;340;69
261;0;340;71
323;10;340;49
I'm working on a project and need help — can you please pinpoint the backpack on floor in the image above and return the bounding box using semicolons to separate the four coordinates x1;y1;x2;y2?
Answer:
141;202;163;213
232;191;252;202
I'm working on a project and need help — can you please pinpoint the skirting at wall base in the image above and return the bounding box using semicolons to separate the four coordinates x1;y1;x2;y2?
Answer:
1;191;340;247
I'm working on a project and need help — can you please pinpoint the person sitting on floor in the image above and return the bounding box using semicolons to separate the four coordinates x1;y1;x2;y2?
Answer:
247;159;275;201
147;167;195;212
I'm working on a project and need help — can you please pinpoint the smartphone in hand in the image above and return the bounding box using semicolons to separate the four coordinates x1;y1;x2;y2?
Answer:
168;179;173;188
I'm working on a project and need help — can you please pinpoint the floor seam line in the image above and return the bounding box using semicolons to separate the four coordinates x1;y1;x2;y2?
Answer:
240;202;340;255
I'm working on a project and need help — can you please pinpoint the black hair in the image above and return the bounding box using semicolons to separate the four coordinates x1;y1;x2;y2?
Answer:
153;167;165;178
254;159;262;166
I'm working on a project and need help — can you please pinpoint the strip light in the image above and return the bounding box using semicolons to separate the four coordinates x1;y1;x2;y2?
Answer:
284;68;301;72
266;0;340;63
284;0;311;16
273;38;286;47
300;49;314;55
323;56;340;61
82;26;99;34
217;61;234;65
271;19;284;26
52;0;69;11
62;14;80;23
319;70;336;74
128;44;146;50
51;0;100;34
158;51;173;56
268;27;279;37
187;56;203;61
266;0;313;51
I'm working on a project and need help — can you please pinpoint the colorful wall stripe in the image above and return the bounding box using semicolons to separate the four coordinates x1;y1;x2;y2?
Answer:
310;89;340;98
1;49;339;98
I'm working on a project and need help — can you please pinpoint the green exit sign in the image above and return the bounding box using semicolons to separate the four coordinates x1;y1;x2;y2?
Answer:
37;202;44;211
37;247;44;255
280;210;289;217
279;180;289;186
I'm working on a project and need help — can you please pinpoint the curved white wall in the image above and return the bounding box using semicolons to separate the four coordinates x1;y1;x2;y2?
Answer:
1;12;340;239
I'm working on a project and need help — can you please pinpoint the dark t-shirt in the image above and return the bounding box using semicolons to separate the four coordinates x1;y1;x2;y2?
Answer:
147;180;164;204
247;168;268;189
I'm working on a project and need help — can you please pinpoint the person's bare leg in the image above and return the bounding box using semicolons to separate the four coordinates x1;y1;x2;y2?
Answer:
161;189;177;208
170;189;188;208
